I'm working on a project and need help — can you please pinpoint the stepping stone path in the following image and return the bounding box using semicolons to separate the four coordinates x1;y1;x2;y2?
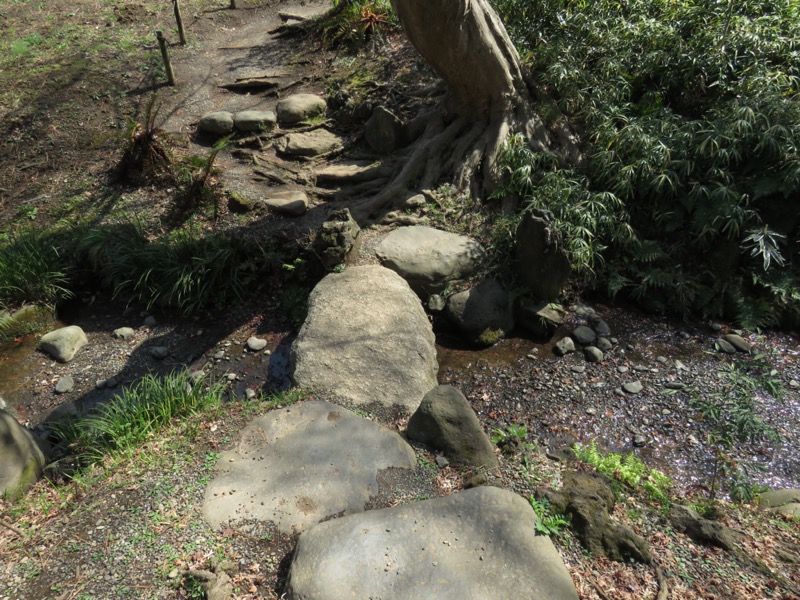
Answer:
203;233;578;595
276;93;327;125
276;129;343;157
263;190;308;216
375;225;487;296
292;265;438;411
285;486;578;600
202;401;415;534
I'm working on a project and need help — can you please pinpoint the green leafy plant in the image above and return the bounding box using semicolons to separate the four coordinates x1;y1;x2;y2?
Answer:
320;0;399;50
573;442;672;506
175;136;232;221
529;497;570;536
491;423;528;445
116;93;172;182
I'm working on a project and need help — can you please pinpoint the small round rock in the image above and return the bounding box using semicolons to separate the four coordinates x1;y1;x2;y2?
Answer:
247;336;268;352
622;381;643;394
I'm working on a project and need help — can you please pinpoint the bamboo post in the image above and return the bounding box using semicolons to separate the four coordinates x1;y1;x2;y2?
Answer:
156;31;177;86
173;0;187;45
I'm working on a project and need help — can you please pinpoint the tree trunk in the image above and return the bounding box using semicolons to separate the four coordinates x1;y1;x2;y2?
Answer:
349;0;573;224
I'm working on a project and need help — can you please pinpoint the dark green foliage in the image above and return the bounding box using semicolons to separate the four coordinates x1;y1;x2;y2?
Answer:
492;0;800;327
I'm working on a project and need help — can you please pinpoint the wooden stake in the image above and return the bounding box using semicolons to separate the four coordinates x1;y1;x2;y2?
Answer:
173;0;187;45
156;31;177;86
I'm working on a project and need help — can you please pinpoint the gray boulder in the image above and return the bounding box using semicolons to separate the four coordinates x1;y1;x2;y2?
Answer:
515;210;572;301
233;110;276;132
203;401;415;533
583;346;603;363
198;112;234;135
375;226;486;296
312;208;361;270
276;129;342;157
285;486;578;600
292;266;438;412
669;505;741;552
445;279;514;346
264;190;308;216
516;300;564;337
364;105;404;154
554;336;575;356
758;489;800;509
276;94;327;125
39;325;88;363
1;408;46;499
572;325;596;345
723;333;752;353
407;386;498;469
112;327;134;340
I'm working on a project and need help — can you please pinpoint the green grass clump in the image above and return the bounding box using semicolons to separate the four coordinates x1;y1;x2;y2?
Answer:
319;0;399;50
573;442;672;506
55;371;226;462
0;228;73;310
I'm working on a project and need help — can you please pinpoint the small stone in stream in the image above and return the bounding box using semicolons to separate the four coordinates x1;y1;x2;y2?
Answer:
213;351;225;360
679;331;691;340
585;407;597;416
710;322;722;332
688;434;701;446
790;380;800;389
571;365;586;374
106;377;118;388
675;360;688;371
572;325;596;345
112;327;134;340
55;375;74;394
622;381;643;394
435;455;450;468
617;366;629;374
245;389;257;400
596;337;612;352
665;381;686;390
150;347;169;360
625;343;635;351
723;333;752;353
662;409;672;416
95;379;106;389
633;435;647;447
427;295;446;312
610;337;619;344
657;356;668;364
247;336;268;351
633;365;649;372
227;373;237;381
593;320;611;338
555;337;575;356
584;346;603;363
143;316;157;327
715;338;737;354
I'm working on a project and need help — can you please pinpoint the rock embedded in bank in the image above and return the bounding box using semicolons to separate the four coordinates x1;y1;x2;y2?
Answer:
202;401;415;533
233;109;276;132
0;408;46;499
276;93;327;125
285;486;578;600
276;129;343;157
375;226;486;296
445;279;514;346
263;190;308;216
39;325;88;363
407;385;498;469
292;265;438;411
198;111;234;135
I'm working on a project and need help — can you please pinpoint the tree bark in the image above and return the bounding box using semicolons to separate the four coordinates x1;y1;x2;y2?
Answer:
349;0;570;223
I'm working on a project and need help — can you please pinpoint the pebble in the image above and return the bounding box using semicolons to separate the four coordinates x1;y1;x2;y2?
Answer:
554;337;575;356
664;381;686;390
55;375;75;394
596;337;613;352
247;336;268;351
688;434;701;446
678;331;691;340
723;333;752;353
143;316;157;327
572;325;596;345
633;434;647;447
435;456;450;468
583;346;604;363
213;351;225;360
585;407;597;415
657;356;668;364
710;322;722;332
790;380;799;389
622;381;643;394
675;360;688;371
112;327;134;340
634;365;650;372
95;379;106;389
593;320;611;338
715;338;737;354
245;388;257;400
150;347;170;360
227;373;237;381
571;365;586;374
617;366;629;374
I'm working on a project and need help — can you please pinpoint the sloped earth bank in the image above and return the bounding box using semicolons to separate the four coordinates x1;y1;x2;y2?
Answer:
2;4;800;600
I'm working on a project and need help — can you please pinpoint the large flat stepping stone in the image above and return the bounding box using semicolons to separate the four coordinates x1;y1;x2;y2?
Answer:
376;226;486;295
292;265;438;411
285;486;578;600
276;129;343;157
315;161;392;185
203;401;415;534
263;190;308;216
276;93;327;125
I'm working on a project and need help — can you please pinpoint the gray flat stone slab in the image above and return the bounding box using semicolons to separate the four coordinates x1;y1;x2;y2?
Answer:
276;94;327;125
277;129;342;157
263;190;308;216
292;265;438;411
203;401;415;534
285;486;578;600
376;226;486;295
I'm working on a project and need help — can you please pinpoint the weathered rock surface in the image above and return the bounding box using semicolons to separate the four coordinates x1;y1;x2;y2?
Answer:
0;408;46;499
759;489;800;509
233;110;276;132
263;190;308;216
198;111;234;135
407;386;498;469
276;94;327;124
669;505;742;552
55;375;74;394
277;129;342;157
543;471;651;563
285;486;578;600
39;325;88;363
554;337;575;356
311;208;361;269
445;279;514;347
364;105;404;154
203;401;415;534
516;300;564;337
375;226;486;296
723;333;752;353
112;327;134;340
515;210;572;301
292;266;438;411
